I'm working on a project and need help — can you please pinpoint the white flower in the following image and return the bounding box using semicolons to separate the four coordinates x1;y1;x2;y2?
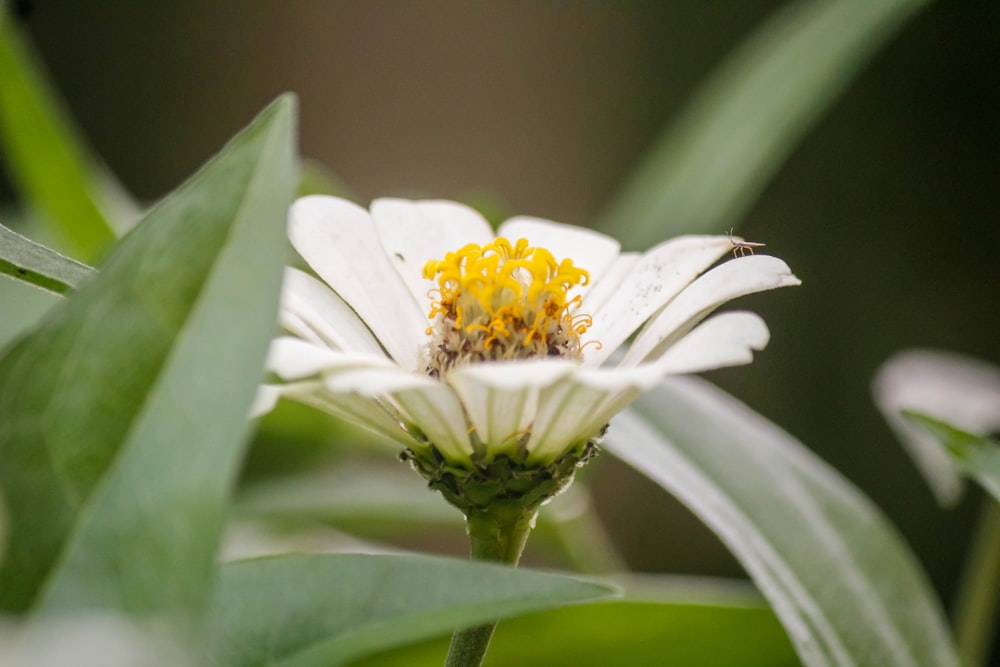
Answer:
255;195;799;471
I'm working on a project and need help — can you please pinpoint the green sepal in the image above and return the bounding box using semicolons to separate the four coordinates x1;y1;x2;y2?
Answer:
400;441;599;517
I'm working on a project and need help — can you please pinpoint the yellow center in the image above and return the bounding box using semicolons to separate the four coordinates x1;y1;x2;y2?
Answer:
421;237;592;373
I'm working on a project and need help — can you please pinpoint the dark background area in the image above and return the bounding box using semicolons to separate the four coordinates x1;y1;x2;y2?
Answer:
2;0;998;634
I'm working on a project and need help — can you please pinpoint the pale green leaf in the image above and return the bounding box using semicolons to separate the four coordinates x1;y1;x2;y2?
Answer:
0;222;95;295
605;376;958;667
206;553;613;667
0;95;296;617
598;0;928;246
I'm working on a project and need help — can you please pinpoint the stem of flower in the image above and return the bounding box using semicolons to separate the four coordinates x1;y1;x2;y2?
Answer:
953;499;1000;667
443;502;537;667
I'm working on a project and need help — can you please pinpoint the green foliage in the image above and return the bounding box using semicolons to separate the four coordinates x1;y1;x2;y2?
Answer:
607;376;959;667
0;17;123;260
207;553;611;667
598;0;928;246
0;96;296;616
0;222;95;294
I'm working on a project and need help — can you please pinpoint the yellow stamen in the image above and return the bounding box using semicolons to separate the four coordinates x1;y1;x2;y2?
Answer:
422;237;592;372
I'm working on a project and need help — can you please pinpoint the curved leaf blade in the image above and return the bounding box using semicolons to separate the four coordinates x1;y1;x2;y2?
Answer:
352;578;798;667
598;0;928;246
0;222;95;295
605;376;958;667
0;95;296;616
207;553;613;667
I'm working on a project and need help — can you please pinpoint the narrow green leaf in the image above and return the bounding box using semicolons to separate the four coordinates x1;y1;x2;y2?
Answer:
0;222;95;295
352;577;798;667
207;553;613;667
0;16;121;259
598;0;928;246
904;412;1000;503
0;95;296;617
606;376;958;667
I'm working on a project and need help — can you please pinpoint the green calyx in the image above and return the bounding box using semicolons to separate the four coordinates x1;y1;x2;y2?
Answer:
400;440;600;517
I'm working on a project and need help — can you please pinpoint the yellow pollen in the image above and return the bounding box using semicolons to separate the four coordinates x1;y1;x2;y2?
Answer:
422;237;592;359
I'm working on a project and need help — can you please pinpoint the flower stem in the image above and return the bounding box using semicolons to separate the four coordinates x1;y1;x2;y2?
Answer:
953;499;1000;667
443;503;537;667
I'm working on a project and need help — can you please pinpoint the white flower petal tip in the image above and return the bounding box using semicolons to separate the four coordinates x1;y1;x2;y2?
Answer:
583;235;737;365
873;350;1000;506
649;311;771;375
266;337;395;381
249;385;283;419
621;254;799;367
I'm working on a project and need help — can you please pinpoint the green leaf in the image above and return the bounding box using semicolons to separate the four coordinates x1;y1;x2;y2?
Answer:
352;578;799;667
0;222;95;295
297;158;356;199
904;412;1000;503
597;0;928;246
206;553;613;667
0;16;124;259
0;95;296;617
606;376;958;667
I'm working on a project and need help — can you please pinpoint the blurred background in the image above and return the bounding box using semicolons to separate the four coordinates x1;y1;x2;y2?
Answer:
1;0;998;630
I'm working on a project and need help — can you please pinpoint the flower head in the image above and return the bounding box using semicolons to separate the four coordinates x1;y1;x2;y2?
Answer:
255;196;799;513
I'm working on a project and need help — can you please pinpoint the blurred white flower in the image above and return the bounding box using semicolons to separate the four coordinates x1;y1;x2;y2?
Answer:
255;196;799;473
873;349;1000;506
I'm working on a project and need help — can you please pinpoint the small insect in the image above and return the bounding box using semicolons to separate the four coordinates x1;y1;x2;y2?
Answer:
727;228;766;258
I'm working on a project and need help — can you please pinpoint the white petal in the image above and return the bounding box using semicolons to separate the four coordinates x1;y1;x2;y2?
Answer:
874;350;1000;435
249;381;417;448
249;384;285;418
496;216;620;298
525;364;662;464
317;366;472;461
580;252;640;315
296;383;418;448
389;384;475;463
324;366;438;395
583;235;733;365
278;310;325;347
371;198;496;309
288;196;428;370
281;267;387;357
266;337;394;381
621;255;799;367
447;360;576;457
649;311;770;375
